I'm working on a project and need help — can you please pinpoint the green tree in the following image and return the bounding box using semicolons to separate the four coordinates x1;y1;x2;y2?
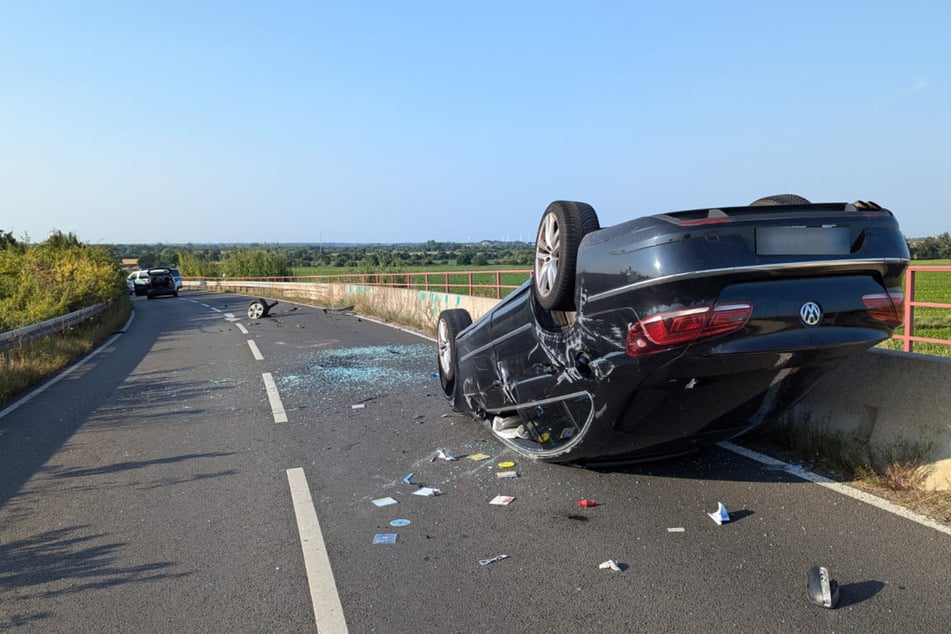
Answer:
177;250;220;277
220;248;291;277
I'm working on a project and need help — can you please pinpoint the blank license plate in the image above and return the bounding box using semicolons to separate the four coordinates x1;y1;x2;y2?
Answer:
756;226;851;255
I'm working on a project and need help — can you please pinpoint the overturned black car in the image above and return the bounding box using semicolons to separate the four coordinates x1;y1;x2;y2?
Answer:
437;195;909;464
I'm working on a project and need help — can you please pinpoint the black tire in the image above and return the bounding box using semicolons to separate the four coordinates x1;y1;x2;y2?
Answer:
437;309;472;408
749;194;811;206
248;300;267;320
533;201;600;311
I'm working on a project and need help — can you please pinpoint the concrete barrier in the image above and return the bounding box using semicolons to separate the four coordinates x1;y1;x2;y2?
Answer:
187;279;951;490
772;349;951;490
184;279;499;331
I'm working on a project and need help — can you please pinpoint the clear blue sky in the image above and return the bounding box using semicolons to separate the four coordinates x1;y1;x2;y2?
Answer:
2;1;948;244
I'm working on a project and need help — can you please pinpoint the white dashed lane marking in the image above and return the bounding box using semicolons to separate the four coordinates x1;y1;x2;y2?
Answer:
286;468;349;633
236;323;249;335
262;372;288;423
248;340;264;361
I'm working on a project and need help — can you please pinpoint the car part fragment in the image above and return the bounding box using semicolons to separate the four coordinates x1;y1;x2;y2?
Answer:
807;566;840;608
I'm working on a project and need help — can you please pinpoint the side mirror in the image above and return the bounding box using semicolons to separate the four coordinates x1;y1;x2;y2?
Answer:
806;566;839;608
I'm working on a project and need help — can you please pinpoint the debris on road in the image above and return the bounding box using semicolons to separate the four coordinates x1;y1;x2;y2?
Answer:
351;403;366;410
433;448;458;461
497;461;516;468
707;502;731;525
412;487;442;497
667;527;686;533
372;497;399;507
490;495;515;506
479;554;510;566
402;473;415;485
807;566;840;609
496;471;519;479
468;453;491;462
390;519;411;527
577;499;598;508
372;533;398;545
599;560;623;572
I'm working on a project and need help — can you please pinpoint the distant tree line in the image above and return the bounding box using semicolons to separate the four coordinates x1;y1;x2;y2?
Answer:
114;240;536;277
908;233;951;260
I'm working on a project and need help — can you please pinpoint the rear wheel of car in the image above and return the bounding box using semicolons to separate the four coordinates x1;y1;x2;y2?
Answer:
749;194;811;206
437;309;472;408
533;201;600;311
248;300;267;320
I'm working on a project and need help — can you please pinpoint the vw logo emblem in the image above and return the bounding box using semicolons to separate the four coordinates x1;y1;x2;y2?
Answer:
800;301;822;326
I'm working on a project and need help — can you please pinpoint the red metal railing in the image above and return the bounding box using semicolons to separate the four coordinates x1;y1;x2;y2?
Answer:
893;265;951;353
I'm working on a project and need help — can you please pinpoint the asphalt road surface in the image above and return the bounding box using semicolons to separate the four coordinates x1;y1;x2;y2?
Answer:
2;292;950;633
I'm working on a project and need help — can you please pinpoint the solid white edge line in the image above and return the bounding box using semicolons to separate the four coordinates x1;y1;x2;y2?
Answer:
262;372;288;423
247;340;264;361
0;311;136;420
718;441;951;537
286;468;349;634
236;323;249;335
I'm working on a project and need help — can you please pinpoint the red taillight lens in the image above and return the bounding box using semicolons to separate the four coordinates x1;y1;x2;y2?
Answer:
626;303;752;357
862;288;904;327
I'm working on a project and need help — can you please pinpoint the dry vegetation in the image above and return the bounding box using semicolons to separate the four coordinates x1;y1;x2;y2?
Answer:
0;298;132;406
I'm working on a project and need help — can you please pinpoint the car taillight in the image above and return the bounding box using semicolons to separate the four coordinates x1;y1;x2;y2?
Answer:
862;289;904;327
626;303;753;357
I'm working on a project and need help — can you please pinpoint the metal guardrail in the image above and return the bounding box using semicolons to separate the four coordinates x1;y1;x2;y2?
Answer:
0;303;107;355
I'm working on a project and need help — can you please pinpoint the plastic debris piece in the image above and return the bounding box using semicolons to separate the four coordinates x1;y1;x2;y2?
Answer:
807;566;840;608
707;502;731;525
490;495;515;506
496;471;519;479
577;499;598;508
434;448;457;461
412;487;441;497
352;403;366;410
667;527;686;533
372;533;398;544
468;453;491;462
479;554;509;566
599;560;622;572
372;497;398;507
497;461;516;468
390;519;411;527
402;473;415;485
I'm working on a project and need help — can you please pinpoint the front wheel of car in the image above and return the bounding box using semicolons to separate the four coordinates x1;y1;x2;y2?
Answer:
437;309;472;409
533;201;600;311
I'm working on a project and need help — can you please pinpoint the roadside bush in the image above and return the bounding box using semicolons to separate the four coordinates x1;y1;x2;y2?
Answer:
0;231;125;331
220;248;291;278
